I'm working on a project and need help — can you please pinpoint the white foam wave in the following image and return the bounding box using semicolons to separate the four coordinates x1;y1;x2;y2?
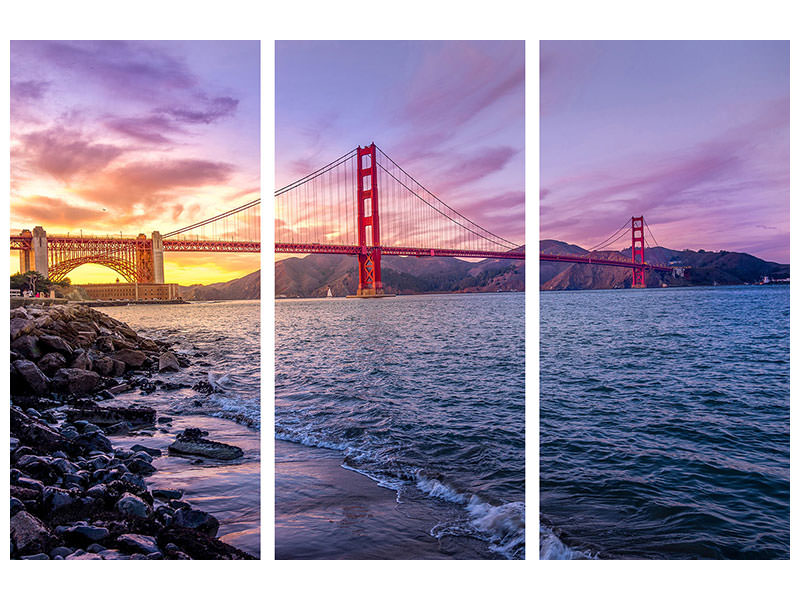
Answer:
539;524;597;560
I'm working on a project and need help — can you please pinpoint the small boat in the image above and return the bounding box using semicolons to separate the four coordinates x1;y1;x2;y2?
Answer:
326;287;333;298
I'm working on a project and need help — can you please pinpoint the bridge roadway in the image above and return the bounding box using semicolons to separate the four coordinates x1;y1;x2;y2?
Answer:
276;243;525;261
539;252;676;272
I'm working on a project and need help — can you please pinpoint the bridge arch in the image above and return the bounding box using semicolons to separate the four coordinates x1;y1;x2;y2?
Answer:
47;256;139;283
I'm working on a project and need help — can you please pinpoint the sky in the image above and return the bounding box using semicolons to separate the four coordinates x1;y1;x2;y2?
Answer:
275;40;525;254
540;41;789;264
10;40;260;284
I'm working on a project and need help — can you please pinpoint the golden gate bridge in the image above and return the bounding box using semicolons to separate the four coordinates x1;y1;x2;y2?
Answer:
10;198;260;283
275;143;525;296
540;216;689;288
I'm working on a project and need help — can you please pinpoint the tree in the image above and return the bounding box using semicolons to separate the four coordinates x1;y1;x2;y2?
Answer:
10;271;56;293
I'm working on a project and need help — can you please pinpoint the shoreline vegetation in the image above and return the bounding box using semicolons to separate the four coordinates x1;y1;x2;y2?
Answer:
10;303;255;560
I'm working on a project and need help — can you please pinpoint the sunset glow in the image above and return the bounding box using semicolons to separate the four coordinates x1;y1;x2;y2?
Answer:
10;41;260;284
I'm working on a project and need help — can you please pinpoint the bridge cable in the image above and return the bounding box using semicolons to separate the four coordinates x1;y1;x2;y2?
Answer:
587;219;631;252
274;148;358;196
375;146;521;250
163;198;260;238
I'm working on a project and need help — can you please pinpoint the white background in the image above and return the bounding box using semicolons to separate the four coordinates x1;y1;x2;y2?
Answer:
1;1;796;598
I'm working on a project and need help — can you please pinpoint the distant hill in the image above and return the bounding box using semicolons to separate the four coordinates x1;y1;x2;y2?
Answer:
540;241;789;290
275;250;525;298
179;270;260;300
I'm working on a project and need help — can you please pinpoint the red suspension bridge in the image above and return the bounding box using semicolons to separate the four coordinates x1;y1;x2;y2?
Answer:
275;143;525;296
540;215;688;288
10;198;260;283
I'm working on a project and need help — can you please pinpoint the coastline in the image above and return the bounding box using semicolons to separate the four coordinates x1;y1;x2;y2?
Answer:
275;439;502;560
10;303;258;560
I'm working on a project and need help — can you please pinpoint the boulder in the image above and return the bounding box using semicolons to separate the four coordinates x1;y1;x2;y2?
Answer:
12;359;50;396
11;511;51;555
158;351;180;372
10;316;35;340
116;492;150;519
71;351;93;371
69;431;113;455
10;407;68;453
116;533;159;555
113;349;147;369
65;406;156;427
52;368;101;396
168;428;244;460
11;335;42;360
37;352;68;377
38;334;73;356
173;508;220;537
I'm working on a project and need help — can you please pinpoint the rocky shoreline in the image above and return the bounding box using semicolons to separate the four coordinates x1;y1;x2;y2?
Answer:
10;304;255;560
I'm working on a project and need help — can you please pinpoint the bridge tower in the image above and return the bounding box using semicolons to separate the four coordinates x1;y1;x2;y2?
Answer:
355;143;384;296
151;231;165;284
631;216;645;288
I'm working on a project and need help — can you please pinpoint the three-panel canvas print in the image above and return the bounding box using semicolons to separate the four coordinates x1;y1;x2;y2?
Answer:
7;39;789;563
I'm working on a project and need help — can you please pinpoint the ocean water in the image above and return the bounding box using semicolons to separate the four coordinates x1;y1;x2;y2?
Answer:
98;300;261;557
540;285;789;560
275;293;525;559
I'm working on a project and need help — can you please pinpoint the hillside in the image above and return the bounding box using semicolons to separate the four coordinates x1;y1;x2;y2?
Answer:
179;270;260;300
540;242;789;290
275;251;525;298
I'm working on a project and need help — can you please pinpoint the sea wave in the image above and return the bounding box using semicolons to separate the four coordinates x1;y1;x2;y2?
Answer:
276;422;525;558
539;524;597;560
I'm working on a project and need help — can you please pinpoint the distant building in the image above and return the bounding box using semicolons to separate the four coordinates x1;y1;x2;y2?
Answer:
77;282;179;300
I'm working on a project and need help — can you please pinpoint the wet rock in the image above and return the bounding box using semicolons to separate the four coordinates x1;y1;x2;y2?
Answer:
65;549;103;560
70;430;113;455
104;421;131;435
11;359;50;396
39;334;73;356
65;405;156;427
157;527;255;560
50;546;73;559
42;486;79;513
71;351;93;371
116;492;150;519
157;351;180;372
63;524;110;543
10;407;67;453
127;458;157;475
11;316;35;340
168;428;244;460
173;508;220;537
85;484;108;498
131;444;161;457
21;553;50;559
11;497;25;516
37;352;68;377
11;335;42;360
11;511;51;555
113;349;147;369
117;533;159;555
152;489;183;500
52;368;101;395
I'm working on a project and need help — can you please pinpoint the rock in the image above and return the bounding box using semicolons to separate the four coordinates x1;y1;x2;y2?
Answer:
71;351;93;371
11;497;25;516
116;533;160;555
116;492;150;519
120;473;147;492
10;407;67;452
168;428;244;460
63;525;109;543
65;406;156;427
91;356;116;376
173;508;220;537
126;458;157;475
11;359;50;396
70;431;113;455
65;550;103;560
157;527;255;560
104;422;131;435
157;416;173;424
52;368;101;395
85;484;107;498
39;334;73;356
21;553;50;559
37;352;68;377
42;486;79;513
131;444;161;457
11;511;51;555
10;316;35;340
152;489;183;500
158;351;180;372
11;335;42;360
113;349;147;369
50;546;73;558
